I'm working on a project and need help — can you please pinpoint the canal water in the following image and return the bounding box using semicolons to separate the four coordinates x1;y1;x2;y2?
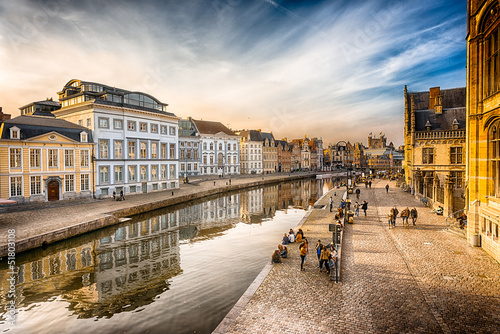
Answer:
0;178;332;334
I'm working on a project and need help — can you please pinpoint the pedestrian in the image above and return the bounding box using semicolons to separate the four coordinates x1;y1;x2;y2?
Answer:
410;207;418;225
365;180;368;188
368;180;372;188
340;199;345;210
385;184;389;193
354;201;360;216
119;189;125;201
387;209;394;229
355;188;360;200
229;179;231;185
214;181;216;186
315;240;323;267
299;242;307;271
329;196;333;212
401;207;410;227
113;190;116;200
282;233;290;245
319;245;331;274
361;201;368;216
391;206;399;227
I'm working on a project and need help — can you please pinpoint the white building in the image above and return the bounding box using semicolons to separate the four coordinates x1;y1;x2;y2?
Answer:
238;130;263;174
178;118;201;177
53;79;179;198
191;119;240;176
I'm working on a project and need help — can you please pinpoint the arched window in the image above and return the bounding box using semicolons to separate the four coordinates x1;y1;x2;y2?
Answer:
490;122;500;195
210;143;214;150
483;3;500;97
218;153;224;165
219;143;223;150
203;143;207;150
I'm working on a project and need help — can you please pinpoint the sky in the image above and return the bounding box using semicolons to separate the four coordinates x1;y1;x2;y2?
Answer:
0;0;467;146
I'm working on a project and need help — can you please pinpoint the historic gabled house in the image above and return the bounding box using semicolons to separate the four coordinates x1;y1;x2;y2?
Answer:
238;130;263;174
0;109;94;202
404;86;466;216
261;131;277;173
52;79;179;198
466;0;500;262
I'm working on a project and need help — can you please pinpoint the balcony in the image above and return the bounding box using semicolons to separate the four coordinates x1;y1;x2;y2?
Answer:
415;130;465;140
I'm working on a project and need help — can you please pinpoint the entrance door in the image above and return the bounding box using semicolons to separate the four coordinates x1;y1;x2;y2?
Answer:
142;182;147;194
48;180;59;201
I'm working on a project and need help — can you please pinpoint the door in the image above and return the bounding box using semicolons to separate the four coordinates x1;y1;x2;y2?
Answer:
47;180;59;201
142;182;147;194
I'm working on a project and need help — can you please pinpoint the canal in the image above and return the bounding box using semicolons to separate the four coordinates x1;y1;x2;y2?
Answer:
0;178;332;334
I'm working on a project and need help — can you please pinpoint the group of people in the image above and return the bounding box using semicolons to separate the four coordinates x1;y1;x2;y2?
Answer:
387;206;418;228
272;229;337;276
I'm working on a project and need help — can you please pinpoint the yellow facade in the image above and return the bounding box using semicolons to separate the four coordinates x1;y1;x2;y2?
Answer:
0;128;95;202
466;0;500;262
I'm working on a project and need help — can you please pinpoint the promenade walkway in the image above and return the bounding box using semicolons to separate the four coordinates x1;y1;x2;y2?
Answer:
0;172;313;255
220;179;500;333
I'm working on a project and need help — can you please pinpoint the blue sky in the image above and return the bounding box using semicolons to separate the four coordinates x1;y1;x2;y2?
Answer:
0;0;467;146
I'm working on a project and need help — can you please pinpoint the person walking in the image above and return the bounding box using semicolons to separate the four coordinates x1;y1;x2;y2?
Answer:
355;188;360;200
315;240;323;267
410;207;418;225
385;184;389;193
387;209;394;229
361;201;368;216
401;207;410;227
368;180;372;188
354;201;360;217
299;242;307;271
391;206;399;227
329;196;333;212
319;245;331;274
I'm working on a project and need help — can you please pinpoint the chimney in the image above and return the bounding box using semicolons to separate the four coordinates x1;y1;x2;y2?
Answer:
429;87;440;110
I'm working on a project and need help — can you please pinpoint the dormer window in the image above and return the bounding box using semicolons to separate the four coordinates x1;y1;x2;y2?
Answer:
80;131;88;143
425;120;432;131
452;118;459;130
10;126;20;139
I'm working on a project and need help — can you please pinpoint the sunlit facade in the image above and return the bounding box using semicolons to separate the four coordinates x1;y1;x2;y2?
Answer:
53;79;180;198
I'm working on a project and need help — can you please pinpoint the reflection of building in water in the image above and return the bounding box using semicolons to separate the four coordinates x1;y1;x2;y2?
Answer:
240;189;263;223
263;184;279;216
202;194;240;225
0;214;182;319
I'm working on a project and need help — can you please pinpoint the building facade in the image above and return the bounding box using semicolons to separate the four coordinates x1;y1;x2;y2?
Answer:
238;130;263;174
192;119;240;176
466;0;500;262
276;140;291;172
261;132;277;173
404;86;466;216
52;79;180;198
178;118;201;177
0;110;94;202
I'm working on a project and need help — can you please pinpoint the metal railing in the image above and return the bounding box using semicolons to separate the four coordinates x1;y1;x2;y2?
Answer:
445;208;466;231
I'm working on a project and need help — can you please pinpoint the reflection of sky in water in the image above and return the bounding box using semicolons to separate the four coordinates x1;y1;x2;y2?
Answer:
0;179;331;334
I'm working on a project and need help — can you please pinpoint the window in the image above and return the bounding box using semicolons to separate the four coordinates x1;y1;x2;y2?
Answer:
161;165;167;179
140;122;147;132
161;125;167;134
86;118;91;128
81;150;89;167
81;174;89;191
203;156;207;164
422;148;434;164
129;166;136;182
140;142;147;159
114;140;123;159
210;156;214;164
194;150;198;159
78;120;83;126
100;140;109;159
151;142;158;159
100;167;109;184
10;148;21;168
80;132;88;142
151;124;158;133
181;163;185;171
128;141;136;159
65;149;74;167
169;126;176;136
450;171;463;188
170;144;175;159
65;175;75;192
141;165;147;181
161;144;167;159
203;143;207;150
10;127;20;139
169;164;176;179
233;144;237;150
194;163;198;171
10;176;22;197
210;143;214;150
180;150;185;159
30;176;41;195
115;166;123;183
490;123;500;195
219;143;223;150
30;149;41;168
151;165;158;180
98;117;109;128
485;27;500;96
114;119;123;130
48;149;58;167
128;121;136;131
450;147;463;164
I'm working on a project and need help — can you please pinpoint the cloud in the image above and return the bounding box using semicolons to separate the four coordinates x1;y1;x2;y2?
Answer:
0;0;466;146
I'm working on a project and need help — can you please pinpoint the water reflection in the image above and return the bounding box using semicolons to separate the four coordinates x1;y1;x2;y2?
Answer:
0;178;331;333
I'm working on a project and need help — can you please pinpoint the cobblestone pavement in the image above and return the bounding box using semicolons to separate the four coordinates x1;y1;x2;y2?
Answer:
223;179;500;333
0;173;313;250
